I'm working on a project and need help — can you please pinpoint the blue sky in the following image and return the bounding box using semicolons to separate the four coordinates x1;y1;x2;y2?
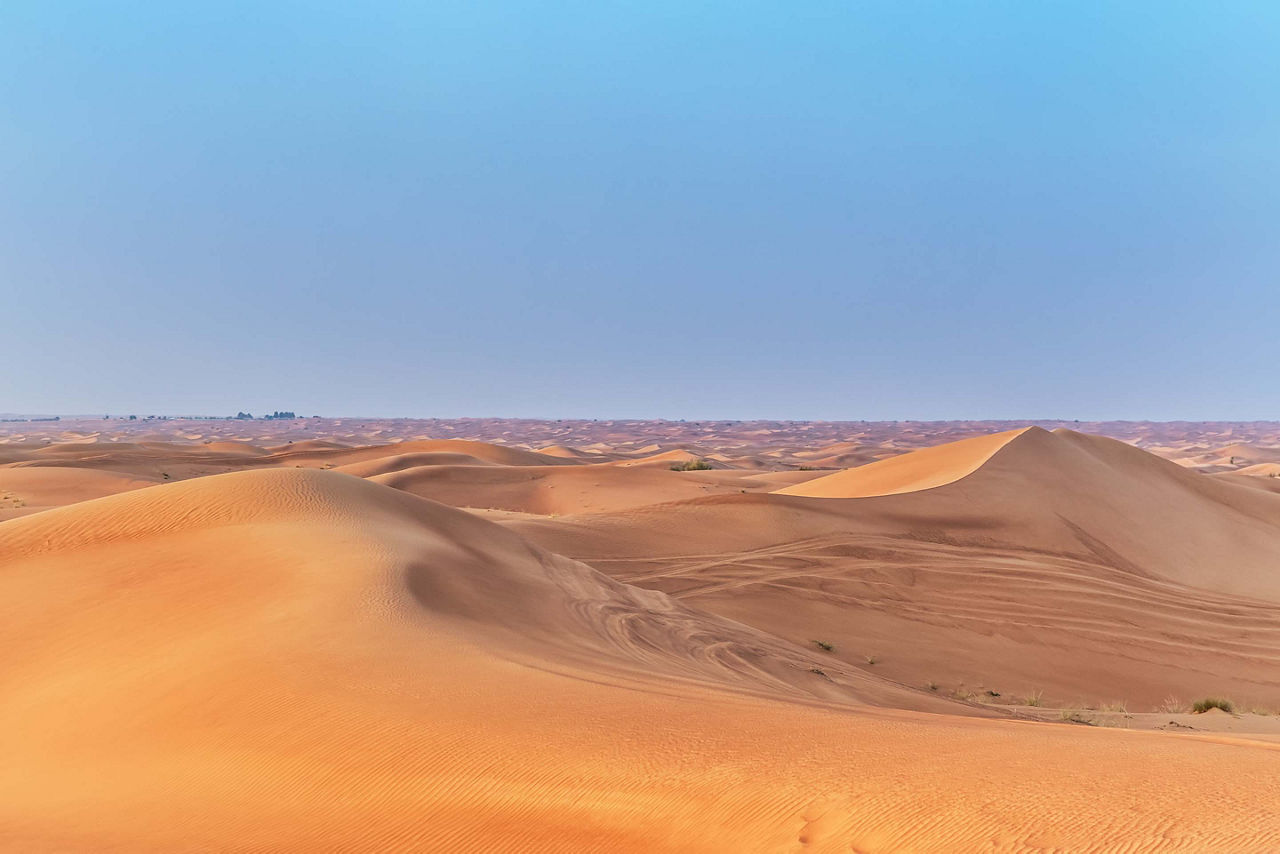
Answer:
2;2;1277;419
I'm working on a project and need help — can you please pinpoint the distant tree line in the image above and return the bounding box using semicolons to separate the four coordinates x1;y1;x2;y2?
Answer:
233;411;298;420
93;412;306;421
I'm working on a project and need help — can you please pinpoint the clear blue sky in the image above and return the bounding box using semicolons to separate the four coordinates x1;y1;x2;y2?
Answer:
3;2;1277;419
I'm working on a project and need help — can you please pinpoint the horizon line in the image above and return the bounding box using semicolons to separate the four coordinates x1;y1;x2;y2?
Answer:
4;413;1280;426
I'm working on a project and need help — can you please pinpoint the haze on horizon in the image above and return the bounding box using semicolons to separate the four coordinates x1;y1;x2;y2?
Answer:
3;2;1278;421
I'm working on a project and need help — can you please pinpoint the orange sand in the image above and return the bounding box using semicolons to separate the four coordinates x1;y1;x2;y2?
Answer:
3;424;1280;850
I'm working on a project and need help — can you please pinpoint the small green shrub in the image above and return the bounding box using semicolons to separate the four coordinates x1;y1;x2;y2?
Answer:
1191;697;1235;714
670;458;713;471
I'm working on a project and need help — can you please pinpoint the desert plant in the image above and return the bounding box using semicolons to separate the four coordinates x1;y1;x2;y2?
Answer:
926;681;938;691
1191;697;1235;714
812;640;834;652
1059;709;1095;725
1024;690;1044;707
670;458;713;471
1159;696;1187;714
864;654;878;665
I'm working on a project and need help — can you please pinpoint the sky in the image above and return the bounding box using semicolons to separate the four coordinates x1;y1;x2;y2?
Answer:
2;1;1278;420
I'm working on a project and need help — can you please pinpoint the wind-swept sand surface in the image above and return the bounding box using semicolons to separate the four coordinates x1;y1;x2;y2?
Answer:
775;427;1027;497
4;421;1280;850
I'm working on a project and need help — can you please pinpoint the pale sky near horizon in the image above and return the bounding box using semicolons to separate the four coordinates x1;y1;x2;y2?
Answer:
3;2;1278;420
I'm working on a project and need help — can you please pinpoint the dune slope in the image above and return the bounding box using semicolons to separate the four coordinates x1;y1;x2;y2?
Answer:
367;462;817;515
777;427;1028;497
4;461;1280;849
513;428;1280;709
780;426;1280;599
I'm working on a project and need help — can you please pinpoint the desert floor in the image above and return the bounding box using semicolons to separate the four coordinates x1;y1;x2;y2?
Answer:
3;417;1280;851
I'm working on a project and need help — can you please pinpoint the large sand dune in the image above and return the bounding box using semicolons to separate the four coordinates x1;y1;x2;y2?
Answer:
776;427;1028;497
777;426;1280;596
513;427;1280;710
5;422;1280;850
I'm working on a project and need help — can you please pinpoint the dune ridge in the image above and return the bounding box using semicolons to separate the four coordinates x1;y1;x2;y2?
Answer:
777;426;1031;497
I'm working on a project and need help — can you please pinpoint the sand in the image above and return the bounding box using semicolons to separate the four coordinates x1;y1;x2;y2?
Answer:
4;420;1280;850
776;426;1028;497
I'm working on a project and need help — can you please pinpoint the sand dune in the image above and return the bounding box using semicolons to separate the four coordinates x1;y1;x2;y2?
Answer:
0;468;889;693
7;422;1280;850
777;427;1280;598
266;438;352;452
9;440;279;479
1234;462;1280;480
273;438;575;469
334;450;501;476
513;427;1280;710
610;448;725;468
202;440;271;455
6;466;1280;850
1207;443;1280;465
367;462;820;515
778;427;1028;497
0;466;157;519
536;443;599;460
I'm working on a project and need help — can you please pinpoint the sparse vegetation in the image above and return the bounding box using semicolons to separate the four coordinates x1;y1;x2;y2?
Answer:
812;640;834;652
1159;696;1187;714
808;667;829;679
670;458;714;471
1060;709;1095;725
864;654;878;665
1024;690;1044;707
926;681;938;691
1191;697;1235;714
